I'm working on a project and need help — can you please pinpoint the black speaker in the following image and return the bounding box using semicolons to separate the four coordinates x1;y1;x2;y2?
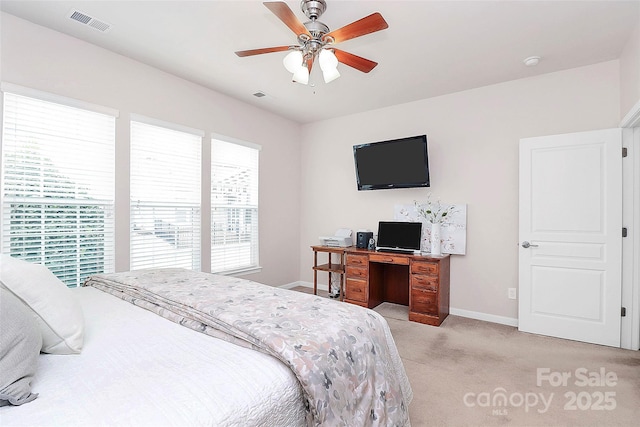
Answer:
356;231;373;249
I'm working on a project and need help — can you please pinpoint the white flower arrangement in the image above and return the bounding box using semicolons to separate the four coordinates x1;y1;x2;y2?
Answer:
414;195;457;225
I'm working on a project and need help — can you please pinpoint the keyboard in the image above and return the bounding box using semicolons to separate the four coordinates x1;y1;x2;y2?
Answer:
376;248;415;254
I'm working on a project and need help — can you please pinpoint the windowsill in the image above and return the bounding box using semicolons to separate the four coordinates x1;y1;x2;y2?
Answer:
218;266;263;277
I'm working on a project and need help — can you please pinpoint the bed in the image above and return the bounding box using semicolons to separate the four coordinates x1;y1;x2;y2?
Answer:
0;256;412;426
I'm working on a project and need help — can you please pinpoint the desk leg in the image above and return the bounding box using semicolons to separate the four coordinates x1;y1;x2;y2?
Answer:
327;253;333;296
313;251;318;296
339;252;344;301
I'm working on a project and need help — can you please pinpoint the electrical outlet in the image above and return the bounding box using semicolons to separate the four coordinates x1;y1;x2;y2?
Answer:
508;288;517;300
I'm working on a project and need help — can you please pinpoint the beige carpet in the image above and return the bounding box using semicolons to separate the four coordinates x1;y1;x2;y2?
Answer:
373;303;640;426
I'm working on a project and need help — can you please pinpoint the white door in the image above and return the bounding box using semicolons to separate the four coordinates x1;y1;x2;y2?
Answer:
519;128;622;347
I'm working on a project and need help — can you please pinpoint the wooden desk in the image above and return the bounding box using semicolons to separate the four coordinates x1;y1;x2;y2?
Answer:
311;245;346;301
343;248;450;326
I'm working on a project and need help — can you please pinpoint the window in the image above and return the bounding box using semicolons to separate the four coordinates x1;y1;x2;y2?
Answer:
211;138;260;273
1;89;116;287
2;86;263;280
130;119;202;270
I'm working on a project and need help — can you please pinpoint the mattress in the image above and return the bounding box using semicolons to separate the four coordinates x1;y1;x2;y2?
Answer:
0;287;307;426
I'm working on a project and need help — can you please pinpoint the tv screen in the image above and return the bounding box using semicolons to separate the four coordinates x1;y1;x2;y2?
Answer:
353;135;430;190
376;221;422;252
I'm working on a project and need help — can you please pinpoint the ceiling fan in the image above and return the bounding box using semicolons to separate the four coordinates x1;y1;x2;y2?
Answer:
235;1;389;85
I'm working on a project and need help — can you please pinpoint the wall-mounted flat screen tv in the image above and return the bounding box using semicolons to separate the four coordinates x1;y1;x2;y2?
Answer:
353;135;430;191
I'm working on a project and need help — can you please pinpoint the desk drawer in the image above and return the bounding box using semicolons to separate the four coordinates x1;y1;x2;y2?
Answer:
411;287;438;315
411;261;439;275
346;265;368;279
345;278;367;303
346;254;368;267
411;274;439;291
369;253;410;265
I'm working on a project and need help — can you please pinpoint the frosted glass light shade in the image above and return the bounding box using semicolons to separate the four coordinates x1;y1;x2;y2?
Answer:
283;51;303;73
292;65;309;84
322;67;340;83
318;49;338;70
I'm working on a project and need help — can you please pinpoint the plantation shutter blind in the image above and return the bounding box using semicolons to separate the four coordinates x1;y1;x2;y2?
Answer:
130;119;202;270
1;89;116;287
211;138;260;273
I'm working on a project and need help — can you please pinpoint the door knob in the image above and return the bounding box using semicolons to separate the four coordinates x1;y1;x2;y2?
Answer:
521;241;539;248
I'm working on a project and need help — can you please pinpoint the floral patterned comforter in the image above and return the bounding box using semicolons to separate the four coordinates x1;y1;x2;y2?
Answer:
83;269;412;427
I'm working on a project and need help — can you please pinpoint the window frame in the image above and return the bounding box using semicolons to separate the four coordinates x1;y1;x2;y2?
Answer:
210;134;261;275
129;115;204;271
1;84;118;287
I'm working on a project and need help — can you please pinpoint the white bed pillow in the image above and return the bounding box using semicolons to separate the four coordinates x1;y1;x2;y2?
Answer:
0;287;42;406
0;254;84;354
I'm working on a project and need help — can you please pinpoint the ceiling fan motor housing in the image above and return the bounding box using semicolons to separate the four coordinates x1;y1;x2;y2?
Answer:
300;10;330;57
301;0;327;20
303;20;329;39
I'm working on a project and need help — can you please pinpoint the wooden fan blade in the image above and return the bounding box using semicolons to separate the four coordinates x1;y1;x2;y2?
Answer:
264;2;311;37
333;49;378;73
322;12;388;44
235;46;291;57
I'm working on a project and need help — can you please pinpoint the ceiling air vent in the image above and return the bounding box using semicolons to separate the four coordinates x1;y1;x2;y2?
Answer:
67;9;113;33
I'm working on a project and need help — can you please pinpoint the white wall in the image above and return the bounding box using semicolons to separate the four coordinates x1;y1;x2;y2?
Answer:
299;61;621;322
1;12;631;324
0;13;302;287
620;21;640;120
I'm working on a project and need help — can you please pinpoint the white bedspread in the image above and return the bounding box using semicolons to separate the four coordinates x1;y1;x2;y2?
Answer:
84;269;412;426
0;287;307;426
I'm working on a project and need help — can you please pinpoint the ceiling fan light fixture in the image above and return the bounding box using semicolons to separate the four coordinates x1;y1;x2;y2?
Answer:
283;50;303;73
237;1;389;84
322;67;340;83
292;65;309;84
318;49;338;71
318;49;340;83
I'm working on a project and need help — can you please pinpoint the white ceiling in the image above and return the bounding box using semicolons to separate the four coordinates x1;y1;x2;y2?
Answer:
1;0;638;124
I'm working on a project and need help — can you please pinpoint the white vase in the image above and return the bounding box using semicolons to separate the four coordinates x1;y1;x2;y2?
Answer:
430;222;441;256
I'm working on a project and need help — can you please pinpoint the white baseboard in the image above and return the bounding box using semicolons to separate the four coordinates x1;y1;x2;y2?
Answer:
449;307;518;327
279;281;304;289
280;281;329;292
281;282;519;327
